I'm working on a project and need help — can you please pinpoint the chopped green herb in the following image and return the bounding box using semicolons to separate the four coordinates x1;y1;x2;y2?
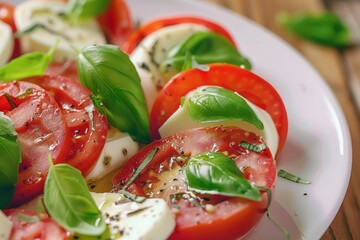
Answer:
239;141;267;153
278;169;311;184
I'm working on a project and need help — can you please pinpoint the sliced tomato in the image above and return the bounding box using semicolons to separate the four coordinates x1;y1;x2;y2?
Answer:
123;16;237;54
25;75;108;176
0;81;71;207
0;1;20;59
97;0;133;48
46;61;79;82
150;63;288;155
4;209;68;240
113;126;276;240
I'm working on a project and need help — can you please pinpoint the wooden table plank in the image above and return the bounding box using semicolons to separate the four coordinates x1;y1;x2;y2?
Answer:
203;0;360;239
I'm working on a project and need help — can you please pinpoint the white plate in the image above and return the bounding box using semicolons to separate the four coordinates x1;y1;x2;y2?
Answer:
128;0;352;239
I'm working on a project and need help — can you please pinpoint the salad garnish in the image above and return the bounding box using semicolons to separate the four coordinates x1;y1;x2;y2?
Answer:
278;169;312;184
160;31;252;73
0;113;21;209
0;41;57;82
44;156;106;236
185;152;261;200
183;86;264;130
239;141;267;153
78;44;151;144
65;0;110;19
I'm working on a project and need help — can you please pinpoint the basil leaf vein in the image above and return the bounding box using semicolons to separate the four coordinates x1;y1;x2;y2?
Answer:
185;152;261;201
0;112;21;209
186;86;264;130
44;162;105;236
78;44;151;144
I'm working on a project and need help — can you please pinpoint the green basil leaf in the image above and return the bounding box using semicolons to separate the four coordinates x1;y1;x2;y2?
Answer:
277;11;350;48
185;86;263;130
0;112;21;209
161;31;251;73
66;0;110;18
44;162;105;236
0;42;56;82
185;152;261;201
78;44;151;144
181;51;210;72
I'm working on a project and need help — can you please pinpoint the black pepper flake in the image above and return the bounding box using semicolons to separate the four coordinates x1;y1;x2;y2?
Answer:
122;148;128;156
139;62;150;72
303;193;308;196
90;184;96;189
25;122;29;127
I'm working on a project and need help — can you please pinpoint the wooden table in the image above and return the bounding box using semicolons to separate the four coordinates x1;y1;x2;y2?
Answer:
203;0;360;239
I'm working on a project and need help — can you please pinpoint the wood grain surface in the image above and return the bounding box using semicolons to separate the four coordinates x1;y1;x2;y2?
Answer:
202;0;360;239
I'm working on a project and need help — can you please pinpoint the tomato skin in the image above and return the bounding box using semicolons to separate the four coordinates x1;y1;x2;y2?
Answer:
113;126;276;240
46;61;79;82
0;1;21;59
150;63;288;155
4;209;69;240
0;81;71;207
123;16;237;54
97;0;133;48
0;2;16;32
25;75;108;176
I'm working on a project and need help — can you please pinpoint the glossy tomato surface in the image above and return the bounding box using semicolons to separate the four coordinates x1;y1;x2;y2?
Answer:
4;209;68;240
97;0;133;48
150;63;288;155
123;16;237;54
25;75;108;176
113;126;276;240
0;81;71;207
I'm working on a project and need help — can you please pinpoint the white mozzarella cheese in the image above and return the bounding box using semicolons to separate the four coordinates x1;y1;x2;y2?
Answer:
0;211;12;240
86;127;139;182
0;20;13;66
130;23;208;109
14;0;106;62
159;86;279;156
90;192;176;240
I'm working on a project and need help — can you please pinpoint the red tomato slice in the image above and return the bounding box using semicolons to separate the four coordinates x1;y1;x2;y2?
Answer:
0;81;71;207
25;75;108;176
123;16;237;54
46;61;79;82
97;0;133;48
4;209;68;240
150;63;288;155
0;1;21;59
113;126;276;240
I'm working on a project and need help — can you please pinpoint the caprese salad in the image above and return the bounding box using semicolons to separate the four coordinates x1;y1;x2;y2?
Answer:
0;0;288;240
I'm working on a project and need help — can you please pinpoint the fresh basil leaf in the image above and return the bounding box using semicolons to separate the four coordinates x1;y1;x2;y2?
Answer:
185;152;261;201
0;42;56;82
44;161;105;236
66;0;110;18
278;169;311;184
0;112;21;209
161;31;251;74
78;44;151;144
277;11;350;48
16;213;39;223
185;86;264;130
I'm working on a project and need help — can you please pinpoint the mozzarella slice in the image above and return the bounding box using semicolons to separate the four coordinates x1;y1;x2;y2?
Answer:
86;127;139;182
89;192;176;240
0;210;12;240
159;86;279;156
130;23;208;109
0;20;13;65
14;0;106;62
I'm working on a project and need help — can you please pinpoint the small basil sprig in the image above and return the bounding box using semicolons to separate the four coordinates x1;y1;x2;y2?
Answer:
44;159;105;236
277;11;350;48
66;0;110;18
0;42;57;82
0;113;21;209
78;45;151;144
161;31;251;74
184;152;261;201
184;86;264;130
